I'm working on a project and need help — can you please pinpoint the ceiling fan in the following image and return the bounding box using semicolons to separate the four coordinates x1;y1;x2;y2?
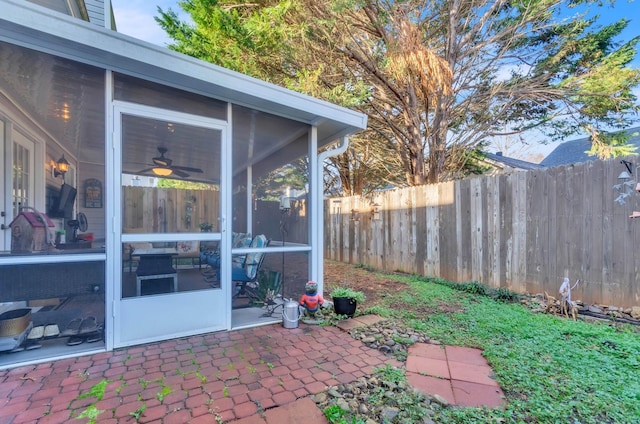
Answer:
138;147;203;178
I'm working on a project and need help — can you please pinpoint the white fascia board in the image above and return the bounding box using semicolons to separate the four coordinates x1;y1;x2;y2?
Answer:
0;0;367;142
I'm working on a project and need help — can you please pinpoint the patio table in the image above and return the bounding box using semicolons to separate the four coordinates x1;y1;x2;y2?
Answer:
133;248;178;296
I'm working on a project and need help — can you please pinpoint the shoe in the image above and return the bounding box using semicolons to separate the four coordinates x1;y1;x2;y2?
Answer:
61;318;82;336
79;317;98;335
86;332;102;343
67;336;84;346
27;326;45;340
43;324;60;338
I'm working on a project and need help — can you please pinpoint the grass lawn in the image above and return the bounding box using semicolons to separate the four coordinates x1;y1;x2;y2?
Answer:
365;274;640;423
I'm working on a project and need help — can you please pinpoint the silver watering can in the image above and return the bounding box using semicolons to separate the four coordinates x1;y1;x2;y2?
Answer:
282;300;299;329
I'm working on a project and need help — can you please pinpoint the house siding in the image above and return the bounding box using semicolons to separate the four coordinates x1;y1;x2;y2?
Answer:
85;0;105;27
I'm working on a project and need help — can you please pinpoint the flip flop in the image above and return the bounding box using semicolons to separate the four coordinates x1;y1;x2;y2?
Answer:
67;336;84;346
79;317;98;335
43;324;60;338
27;326;45;340
62;318;82;336
86;333;102;343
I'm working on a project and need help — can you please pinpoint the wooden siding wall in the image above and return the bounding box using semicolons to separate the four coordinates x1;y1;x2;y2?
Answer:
84;0;106;27
325;159;640;308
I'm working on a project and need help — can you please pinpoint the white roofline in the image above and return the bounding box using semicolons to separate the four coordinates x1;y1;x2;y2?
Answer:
0;0;367;144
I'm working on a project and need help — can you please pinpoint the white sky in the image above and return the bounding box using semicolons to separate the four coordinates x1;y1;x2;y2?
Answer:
110;0;184;47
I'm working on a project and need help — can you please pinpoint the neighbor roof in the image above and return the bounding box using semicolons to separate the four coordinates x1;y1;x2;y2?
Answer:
541;126;640;167
484;152;543;171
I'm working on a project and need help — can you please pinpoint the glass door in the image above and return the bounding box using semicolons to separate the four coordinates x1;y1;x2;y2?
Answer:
113;103;228;347
1;121;36;252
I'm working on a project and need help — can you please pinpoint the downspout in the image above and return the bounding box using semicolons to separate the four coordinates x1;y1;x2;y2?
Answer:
314;136;349;297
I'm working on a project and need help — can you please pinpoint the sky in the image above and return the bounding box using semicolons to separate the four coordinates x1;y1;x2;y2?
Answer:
110;0;640;160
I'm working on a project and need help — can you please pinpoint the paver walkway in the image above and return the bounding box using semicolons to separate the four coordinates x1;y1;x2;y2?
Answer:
0;315;504;423
0;320;399;424
406;343;505;407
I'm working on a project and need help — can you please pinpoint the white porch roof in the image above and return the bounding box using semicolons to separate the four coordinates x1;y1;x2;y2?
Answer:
0;0;367;147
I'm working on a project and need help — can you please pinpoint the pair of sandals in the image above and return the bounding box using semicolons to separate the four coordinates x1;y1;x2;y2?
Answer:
27;324;60;340
62;316;102;345
21;324;61;350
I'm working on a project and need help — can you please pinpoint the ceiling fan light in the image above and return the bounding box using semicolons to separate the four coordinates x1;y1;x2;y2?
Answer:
152;167;173;177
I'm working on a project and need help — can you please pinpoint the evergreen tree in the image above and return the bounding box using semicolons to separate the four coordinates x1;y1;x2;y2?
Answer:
157;0;640;190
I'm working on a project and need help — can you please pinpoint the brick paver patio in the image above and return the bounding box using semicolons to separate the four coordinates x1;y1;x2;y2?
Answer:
0;316;504;423
0;321;400;423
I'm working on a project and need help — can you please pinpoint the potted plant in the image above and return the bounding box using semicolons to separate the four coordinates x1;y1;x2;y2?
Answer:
331;287;365;317
199;222;213;232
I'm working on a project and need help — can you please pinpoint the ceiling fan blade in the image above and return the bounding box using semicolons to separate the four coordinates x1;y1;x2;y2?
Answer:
172;165;203;173
153;157;172;167
172;168;190;178
137;168;154;174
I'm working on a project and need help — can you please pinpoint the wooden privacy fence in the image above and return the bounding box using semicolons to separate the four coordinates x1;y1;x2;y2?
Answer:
325;158;640;309
122;187;307;243
123;187;220;233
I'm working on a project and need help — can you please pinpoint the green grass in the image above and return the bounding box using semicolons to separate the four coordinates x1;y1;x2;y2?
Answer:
372;275;640;423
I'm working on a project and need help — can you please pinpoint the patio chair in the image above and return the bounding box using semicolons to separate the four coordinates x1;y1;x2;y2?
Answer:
199;232;251;269
232;234;269;298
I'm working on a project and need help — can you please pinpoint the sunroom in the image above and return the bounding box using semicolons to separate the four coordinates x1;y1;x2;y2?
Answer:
0;0;366;369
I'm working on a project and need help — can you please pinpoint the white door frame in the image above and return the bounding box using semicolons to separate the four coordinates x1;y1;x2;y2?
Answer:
109;101;230;348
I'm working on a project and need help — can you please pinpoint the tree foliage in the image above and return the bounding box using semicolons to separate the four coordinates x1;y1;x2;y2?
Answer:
156;178;218;190
157;0;640;192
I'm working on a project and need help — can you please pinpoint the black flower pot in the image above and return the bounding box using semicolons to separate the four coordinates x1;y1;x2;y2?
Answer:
333;297;357;317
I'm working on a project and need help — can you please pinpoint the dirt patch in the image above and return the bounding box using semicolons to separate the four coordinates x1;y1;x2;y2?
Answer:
323;260;409;306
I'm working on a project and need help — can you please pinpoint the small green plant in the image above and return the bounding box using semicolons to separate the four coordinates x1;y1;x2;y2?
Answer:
78;378;110;401
374;364;405;383
354;263;375;272
76;405;104;424
245;269;282;306
196;371;207;384
222;386;229;397
330;287;365;303
266;362;274;370
493;287;520;303
392;334;416;346
73;379;110;424
323;404;366;424
115;382;126;394
199;222;213;232
129;403;146;421
247;365;256;374
138;378;149;389
324;405;345;423
156;385;173;403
